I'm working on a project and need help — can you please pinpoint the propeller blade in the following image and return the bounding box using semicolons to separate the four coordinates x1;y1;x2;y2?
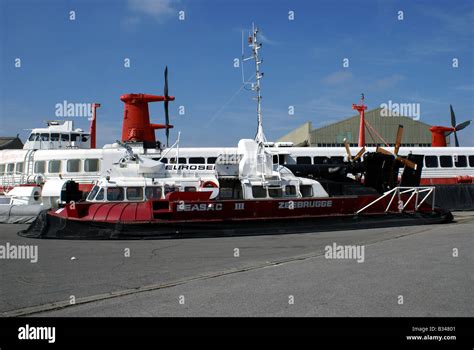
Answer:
450;104;456;128
396;156;417;170
455;120;471;131
353;147;366;161
164;66;170;147
445;130;453;136
343;138;352;160
376;147;392;156
454;130;459;147
394;125;403;155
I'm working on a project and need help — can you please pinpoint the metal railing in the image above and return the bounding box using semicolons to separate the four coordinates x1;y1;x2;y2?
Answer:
356;186;435;214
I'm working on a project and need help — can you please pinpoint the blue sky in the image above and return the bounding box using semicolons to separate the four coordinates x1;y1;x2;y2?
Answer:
1;0;473;146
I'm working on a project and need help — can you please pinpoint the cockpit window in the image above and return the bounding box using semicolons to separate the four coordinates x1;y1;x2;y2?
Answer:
145;186;162;199
40;133;49;141
87;186;99;201
95;188;104;201
107;187;124;201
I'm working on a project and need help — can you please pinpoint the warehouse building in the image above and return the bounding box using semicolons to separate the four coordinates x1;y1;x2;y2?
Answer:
277;107;441;147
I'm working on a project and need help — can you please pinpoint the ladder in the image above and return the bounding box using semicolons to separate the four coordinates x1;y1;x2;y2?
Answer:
21;149;36;184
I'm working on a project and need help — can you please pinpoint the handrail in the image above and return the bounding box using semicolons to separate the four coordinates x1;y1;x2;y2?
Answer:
356;186;435;214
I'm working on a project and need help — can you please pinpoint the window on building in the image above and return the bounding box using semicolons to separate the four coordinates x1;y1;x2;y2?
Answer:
126;187;143;201
67;159;81;173
107;187;124;201
48;160;61;173
145;186;163;200
296;156;312;165
189;157;205;164
425;156;438;168
300;185;313;198
454;155;467;168
440;156;453;168
252;186;267;198
34;161;46;174
84;159;99;172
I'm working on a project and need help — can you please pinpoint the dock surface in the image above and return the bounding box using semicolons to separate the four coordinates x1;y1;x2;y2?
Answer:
1;212;473;317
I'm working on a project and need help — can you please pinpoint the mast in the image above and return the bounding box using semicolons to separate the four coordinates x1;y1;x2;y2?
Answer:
243;23;266;144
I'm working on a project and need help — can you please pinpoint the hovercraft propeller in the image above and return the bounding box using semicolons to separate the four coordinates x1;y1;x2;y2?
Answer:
376;125;417;169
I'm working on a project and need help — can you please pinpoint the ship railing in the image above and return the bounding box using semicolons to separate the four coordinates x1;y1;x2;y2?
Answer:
356;186;436;214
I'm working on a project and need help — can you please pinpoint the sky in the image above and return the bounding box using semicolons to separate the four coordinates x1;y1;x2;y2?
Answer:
1;0;473;147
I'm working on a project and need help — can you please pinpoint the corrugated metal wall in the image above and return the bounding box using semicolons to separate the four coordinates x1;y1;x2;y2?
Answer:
278;108;441;147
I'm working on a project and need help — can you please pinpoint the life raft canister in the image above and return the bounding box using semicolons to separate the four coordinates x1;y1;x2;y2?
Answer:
201;180;218;188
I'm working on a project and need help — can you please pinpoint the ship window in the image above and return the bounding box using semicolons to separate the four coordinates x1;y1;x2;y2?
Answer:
6;163;15;174
440;156;453;168
268;187;283;198
189;157;205;164
60;134;69;141
0;164;5;175
50;133;59;142
67;159;81;172
252;186;267;198
95;188;104;201
300;185;313;198
425;156;438;168
160;158;168;164
34;161;46;174
454;155;467;168
184;186;197;192
469;155;474;167
28;133;38;141
84;159;99;172
285;185;297;196
164;185;178;195
48;160;61;173
71;133;80;142
40;133;49;141
87;186;99;201
145;186;163;199
330;156;344;163
107;187;124;201
16;163;23;174
207;157;217;164
296;156;312;165
178;158;186;164
126;187;143;201
314;156;329;164
82;134;90;142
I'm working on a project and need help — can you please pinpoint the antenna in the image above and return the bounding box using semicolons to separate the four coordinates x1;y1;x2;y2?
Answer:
242;23;267;145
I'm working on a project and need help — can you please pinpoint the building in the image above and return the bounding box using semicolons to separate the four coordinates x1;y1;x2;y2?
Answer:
0;136;24;150
277;107;441;147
